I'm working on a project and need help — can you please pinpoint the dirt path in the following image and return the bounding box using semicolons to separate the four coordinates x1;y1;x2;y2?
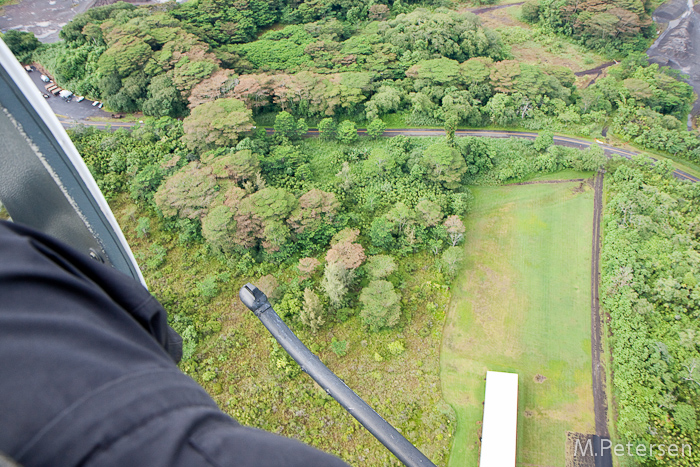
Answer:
590;171;609;440
573;63;615;76
506;178;585;186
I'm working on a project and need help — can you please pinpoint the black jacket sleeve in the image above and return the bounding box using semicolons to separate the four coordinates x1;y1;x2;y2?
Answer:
0;220;349;467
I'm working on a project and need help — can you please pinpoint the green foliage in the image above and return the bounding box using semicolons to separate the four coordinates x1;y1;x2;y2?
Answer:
366;118;387;139
336;121;358;144
533;131;554;152
146;243;167;270
143;74;187;118
201;205;235;254
603;162;700;462
197;274;219;301
420;142;467;189
2;30;41;62
360;280;401;331
366;254;397;280
318;118;336;141
274;111;307;140
136;217;151;238
673;404;697;433
301;287;325;332
330;338;348;357
441;246;464;280
183;98;255;153
378;8;506;63
387;340;405;356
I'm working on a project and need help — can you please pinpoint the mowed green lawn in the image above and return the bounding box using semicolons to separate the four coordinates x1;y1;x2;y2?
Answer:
441;176;595;466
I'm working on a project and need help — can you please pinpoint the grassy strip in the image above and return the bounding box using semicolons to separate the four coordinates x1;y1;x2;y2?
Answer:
441;174;595;466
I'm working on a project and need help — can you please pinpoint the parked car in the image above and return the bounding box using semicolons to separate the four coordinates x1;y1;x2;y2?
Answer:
76;96;85;102
98;103;103;109
111;113;123;119
40;74;50;83
92;101;100;107
42;94;50;99
24;65;33;72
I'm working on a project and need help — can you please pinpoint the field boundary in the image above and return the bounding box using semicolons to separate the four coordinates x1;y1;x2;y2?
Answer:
590;171;609;438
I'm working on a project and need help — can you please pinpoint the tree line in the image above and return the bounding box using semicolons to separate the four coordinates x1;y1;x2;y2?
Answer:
602;159;700;466
15;0;695;165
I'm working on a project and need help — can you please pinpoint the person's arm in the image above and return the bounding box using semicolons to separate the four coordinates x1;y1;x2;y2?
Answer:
0;220;349;467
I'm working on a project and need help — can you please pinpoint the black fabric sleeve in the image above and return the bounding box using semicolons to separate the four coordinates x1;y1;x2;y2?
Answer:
0;220;349;467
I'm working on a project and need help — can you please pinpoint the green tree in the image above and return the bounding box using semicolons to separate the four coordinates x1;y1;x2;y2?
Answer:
441;246;464;280
366;118;386;139
321;260;354;308
2;30;41;62
533;130;554;152
154;162;217;219
183;98;254;153
444;215;466;246
202;205;236;253
360;280;400;331
318;118;336;140
444;114;458;145
274;111;297;140
301;288;324;332
136;217;150;238
336;120;358;144
370;216;395;250
366;255;397;279
416;199;444;227
421;142;467;189
143;75;187;118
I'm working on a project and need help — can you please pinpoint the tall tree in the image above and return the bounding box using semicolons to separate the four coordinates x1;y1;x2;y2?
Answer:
360;280;400;331
444;215;466;246
183;98;254;153
321;260;354;308
420;142;467;189
301;288;325;332
154;162;217;219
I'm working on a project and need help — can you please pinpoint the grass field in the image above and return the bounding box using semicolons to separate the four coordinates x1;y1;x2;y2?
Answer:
441;174;596;466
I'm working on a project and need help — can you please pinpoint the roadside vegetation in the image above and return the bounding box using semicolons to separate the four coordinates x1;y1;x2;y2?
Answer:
2;0;695;165
602;159;700;466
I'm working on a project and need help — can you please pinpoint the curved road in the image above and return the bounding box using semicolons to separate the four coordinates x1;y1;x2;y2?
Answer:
60;119;699;183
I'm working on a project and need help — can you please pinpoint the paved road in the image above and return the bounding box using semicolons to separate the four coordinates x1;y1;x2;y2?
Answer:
374;128;700;183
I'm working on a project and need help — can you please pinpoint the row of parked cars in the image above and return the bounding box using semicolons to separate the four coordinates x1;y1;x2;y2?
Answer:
28;67;125;118
33;68;101;107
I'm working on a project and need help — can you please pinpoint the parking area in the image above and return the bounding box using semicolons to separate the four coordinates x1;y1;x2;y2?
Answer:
27;69;111;120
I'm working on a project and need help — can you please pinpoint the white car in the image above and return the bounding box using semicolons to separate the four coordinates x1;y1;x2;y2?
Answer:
98;103;103;109
76;96;85;102
92;101;100;107
40;74;50;83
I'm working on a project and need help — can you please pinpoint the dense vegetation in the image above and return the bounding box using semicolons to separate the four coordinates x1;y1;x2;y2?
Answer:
521;0;655;54
62;107;615;464
18;0;697;166
4;0;700;463
602;161;700;465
